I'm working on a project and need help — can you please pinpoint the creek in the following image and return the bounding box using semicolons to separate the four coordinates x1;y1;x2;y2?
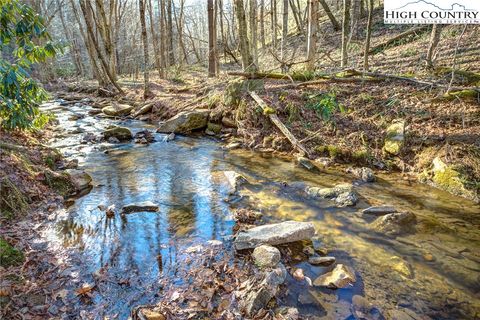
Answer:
41;101;480;319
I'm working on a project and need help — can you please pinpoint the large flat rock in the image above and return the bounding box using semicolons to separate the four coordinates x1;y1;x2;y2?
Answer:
156;109;209;134
234;221;315;250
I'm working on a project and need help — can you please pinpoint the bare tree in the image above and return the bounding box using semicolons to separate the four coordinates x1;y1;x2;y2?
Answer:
234;0;256;71
363;0;373;71
306;0;318;71
208;0;218;76
341;0;351;67
426;24;443;68
138;0;151;98
271;0;277;47
319;0;340;31
280;0;288;73
250;0;258;66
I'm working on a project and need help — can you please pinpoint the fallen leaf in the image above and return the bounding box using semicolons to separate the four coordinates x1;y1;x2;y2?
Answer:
76;283;95;296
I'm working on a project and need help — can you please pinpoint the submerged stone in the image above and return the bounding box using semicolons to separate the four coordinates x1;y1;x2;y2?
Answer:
351;295;385;320
121;201;159;214
223;171;249;194
362;206;397;216
308;256;336;266
234;221;315;250
313;264;356;288
370;211;416;236
347;167;376;182
156;109;209;134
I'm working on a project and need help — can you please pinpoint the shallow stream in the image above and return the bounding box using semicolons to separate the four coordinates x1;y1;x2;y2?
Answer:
42;101;480;319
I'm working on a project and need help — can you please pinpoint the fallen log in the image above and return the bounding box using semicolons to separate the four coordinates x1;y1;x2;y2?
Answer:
249;91;310;157
368;26;430;55
228;71;313;81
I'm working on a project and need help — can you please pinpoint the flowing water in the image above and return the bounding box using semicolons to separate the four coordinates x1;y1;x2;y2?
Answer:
42;101;480;319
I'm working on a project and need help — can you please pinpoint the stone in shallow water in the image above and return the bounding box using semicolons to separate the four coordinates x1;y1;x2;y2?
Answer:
307;183;358;206
252;245;281;268
121;201;159;214
308;256;336;266
351;295;385;320
313;264;356;288
223;171;248;194
103;126;133;141
234;221;315;250
102;104;134;116
362;206;397;216
370;211;416;236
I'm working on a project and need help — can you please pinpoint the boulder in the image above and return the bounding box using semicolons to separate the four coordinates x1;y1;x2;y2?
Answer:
313;264;356;288
307;183;358;207
252;245;281;268
132;103;153;117
347;167;376;182
65;169;92;193
241;263;286;316
234;221;315;250
121;201;159;214
102;104;135;116
207;122;222;134
383;120;405;155
362;206;397;216
103;126;133;141
430;157;476;201
370;211;416;236
296;156;315;170
308;256;336;266
156;109;209;134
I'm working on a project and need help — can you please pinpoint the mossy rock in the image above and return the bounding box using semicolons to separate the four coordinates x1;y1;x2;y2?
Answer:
0;238;24;268
207;122;222;134
157;109;210;134
44;170;75;197
315;145;347;159
103;126;133;141
431;157;477;201
383;120;405;156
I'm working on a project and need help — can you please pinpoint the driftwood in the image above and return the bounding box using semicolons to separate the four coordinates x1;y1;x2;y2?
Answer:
249;91;310;157
368;26;430;54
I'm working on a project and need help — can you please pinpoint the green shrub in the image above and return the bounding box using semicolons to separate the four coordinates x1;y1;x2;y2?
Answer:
305;92;345;122
0;0;61;130
0;238;24;268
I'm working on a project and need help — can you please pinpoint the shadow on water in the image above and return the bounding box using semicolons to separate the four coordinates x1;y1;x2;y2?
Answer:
43;103;480;319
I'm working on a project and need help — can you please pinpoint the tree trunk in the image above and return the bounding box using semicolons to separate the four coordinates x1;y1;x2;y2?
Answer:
306;0;318;71
341;0;351;67
218;0;227;62
208;0;218;77
166;0;174;66
158;0;167;76
138;0;151;98
234;0;256;72
426;24;443;68
250;0;258;67
260;0;265;48
289;0;303;34
363;0;373;71
280;0;288;73
148;0;163;78
319;0;340;31
271;0;277;47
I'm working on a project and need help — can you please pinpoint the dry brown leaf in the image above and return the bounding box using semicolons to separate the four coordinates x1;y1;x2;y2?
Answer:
75;283;95;296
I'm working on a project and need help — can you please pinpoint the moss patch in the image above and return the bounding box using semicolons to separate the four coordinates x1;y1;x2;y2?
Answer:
0;238;24;268
432;157;475;200
44;170;74;197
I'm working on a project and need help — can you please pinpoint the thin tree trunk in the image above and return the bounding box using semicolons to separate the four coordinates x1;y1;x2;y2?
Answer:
306;0;318;71
218;0;227;62
158;0;167;76
271;0;277;47
341;0;351;67
138;0;150;98
280;0;288;73
208;0;217;77
260;0;265;48
250;0;258;67
363;0;373;71
148;0;163;78
426;24;443;68
166;0;174;65
319;0;340;31
289;0;303;34
234;0;256;72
